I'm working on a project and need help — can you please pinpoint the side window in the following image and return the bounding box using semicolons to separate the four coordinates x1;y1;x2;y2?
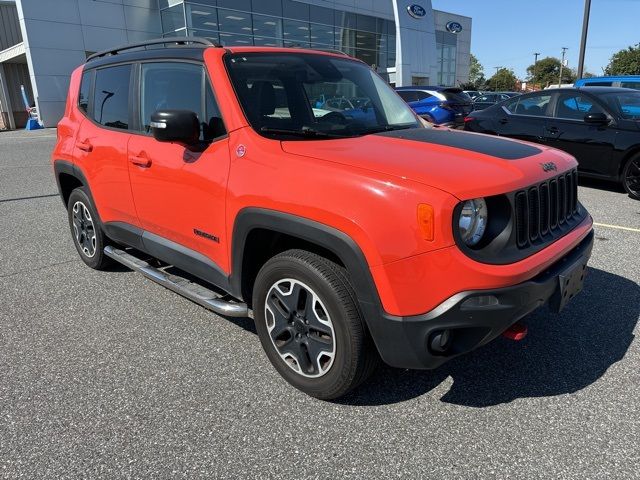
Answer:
78;70;92;113
92;64;132;130
621;82;640;90
397;91;418;103
140;62;203;133
555;93;604;120
203;80;226;141
584;81;613;87
503;97;519;113
509;94;552;117
476;95;493;103
415;91;434;101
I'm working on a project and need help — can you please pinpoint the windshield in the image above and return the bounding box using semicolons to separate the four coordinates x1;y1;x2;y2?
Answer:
225;52;420;139
600;91;640;120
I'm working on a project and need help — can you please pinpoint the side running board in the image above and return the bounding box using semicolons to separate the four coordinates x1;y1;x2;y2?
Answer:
104;246;248;318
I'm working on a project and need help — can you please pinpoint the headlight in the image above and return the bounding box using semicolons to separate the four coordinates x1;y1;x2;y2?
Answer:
459;198;488;246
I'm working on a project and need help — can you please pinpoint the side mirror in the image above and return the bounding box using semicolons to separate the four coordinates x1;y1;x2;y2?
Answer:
150;110;200;144
584;112;609;126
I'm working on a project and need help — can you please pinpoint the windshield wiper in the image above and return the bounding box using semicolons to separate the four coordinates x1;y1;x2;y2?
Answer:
357;124;417;135
260;126;347;138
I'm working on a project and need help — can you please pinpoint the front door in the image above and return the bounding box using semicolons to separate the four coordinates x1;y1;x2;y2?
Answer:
545;92;614;176
127;61;230;273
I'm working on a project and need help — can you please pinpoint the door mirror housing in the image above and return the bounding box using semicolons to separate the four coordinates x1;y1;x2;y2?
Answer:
150;110;200;144
584;112;609;126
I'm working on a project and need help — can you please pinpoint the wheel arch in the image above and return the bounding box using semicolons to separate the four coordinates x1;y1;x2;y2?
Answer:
53;160;92;207
618;146;640;179
230;208;382;314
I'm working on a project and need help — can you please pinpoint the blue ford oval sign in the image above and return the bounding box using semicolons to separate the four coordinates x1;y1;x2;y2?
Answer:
407;4;427;19
446;21;463;33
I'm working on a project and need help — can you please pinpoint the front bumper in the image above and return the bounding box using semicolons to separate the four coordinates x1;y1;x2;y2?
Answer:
370;230;594;370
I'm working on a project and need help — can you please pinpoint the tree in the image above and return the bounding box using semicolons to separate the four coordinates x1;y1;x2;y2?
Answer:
485;68;518;91
605;44;640;75
526;57;576;88
466;54;485;89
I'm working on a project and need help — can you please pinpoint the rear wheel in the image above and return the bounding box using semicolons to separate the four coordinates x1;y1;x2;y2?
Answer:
252;249;378;400
67;187;112;269
622;155;640;200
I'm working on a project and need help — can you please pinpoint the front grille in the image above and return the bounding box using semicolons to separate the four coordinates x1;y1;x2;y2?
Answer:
514;169;579;248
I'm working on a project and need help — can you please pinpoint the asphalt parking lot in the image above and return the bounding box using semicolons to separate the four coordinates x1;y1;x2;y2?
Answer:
1;129;638;479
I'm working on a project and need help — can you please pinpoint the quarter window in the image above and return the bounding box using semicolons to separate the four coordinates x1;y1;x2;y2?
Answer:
78;70;92;113
555;93;604;120
92;65;132;130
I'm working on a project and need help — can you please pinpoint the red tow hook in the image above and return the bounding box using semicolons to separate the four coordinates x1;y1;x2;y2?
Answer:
502;322;528;341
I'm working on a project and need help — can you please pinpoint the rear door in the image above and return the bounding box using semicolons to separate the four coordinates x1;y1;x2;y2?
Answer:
544;91;614;175
127;61;230;271
74;64;138;226
493;92;552;144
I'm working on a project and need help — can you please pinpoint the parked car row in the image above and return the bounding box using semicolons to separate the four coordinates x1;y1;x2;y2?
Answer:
464;87;640;199
395;86;473;127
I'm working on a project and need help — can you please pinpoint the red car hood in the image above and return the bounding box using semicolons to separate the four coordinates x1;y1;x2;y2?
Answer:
281;128;577;199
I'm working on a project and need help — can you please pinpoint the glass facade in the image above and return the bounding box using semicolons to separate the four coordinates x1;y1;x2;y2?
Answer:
158;0;397;70
436;30;457;86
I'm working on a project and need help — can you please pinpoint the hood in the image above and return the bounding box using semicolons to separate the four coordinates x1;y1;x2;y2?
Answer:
281;128;578;199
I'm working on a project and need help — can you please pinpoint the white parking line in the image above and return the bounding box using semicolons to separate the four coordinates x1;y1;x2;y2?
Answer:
594;222;640;233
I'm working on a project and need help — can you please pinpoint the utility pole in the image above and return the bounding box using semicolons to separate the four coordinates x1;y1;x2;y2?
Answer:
577;0;592;79
533;52;540;90
494;66;501;91
559;47;568;87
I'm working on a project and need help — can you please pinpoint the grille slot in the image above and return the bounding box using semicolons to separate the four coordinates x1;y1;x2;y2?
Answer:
513;169;579;249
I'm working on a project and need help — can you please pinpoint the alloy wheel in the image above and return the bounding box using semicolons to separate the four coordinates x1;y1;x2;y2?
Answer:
625;158;640;197
71;201;97;258
264;278;336;378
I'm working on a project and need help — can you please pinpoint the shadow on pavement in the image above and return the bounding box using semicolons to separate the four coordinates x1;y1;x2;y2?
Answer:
340;267;638;407
578;176;625;194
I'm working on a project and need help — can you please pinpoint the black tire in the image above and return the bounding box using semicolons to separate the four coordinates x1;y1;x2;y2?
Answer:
622;155;640;200
252;249;379;400
67;187;112;270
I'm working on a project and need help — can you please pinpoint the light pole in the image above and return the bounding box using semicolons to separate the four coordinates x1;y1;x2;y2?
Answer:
559;47;568;87
577;0;592;79
533;52;540;90
494;66;501;91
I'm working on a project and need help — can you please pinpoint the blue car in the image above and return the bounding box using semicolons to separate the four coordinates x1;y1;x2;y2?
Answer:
575;75;640;90
395;86;473;126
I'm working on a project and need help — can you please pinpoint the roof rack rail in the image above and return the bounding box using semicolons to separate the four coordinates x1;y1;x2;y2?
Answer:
86;37;220;62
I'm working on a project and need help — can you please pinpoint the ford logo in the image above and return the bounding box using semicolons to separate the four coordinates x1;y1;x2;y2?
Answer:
446;21;463;33
407;4;427;19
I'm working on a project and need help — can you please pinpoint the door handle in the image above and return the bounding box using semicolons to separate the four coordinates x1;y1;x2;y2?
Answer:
77;141;93;152
129;154;152;168
498;118;508;125
546;126;559;134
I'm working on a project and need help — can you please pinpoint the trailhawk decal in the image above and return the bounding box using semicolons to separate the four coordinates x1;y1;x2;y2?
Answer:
375;128;542;160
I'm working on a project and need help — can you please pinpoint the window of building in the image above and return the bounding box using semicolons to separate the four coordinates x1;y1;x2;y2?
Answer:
92;65;131;130
78;70;92;113
283;19;310;45
186;4;218;32
217;8;252;35
253;14;282;39
161;4;185;33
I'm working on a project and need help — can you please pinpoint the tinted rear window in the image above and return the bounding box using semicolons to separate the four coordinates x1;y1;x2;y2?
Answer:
441;88;471;103
78;70;92;113
92;64;131;130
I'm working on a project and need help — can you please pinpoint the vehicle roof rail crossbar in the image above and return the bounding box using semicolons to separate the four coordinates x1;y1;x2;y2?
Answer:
86;37;220;62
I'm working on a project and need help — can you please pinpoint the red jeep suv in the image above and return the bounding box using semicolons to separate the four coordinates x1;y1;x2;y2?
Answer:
52;38;594;399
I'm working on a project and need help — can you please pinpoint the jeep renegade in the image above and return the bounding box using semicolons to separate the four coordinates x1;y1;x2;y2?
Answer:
52;38;594;399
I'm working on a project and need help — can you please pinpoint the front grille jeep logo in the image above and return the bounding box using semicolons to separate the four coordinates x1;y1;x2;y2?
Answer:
540;162;558;172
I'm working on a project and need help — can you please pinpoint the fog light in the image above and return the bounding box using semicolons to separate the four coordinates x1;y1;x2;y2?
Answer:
461;295;499;309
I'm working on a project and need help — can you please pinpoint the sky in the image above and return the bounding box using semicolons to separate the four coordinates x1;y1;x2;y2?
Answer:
431;0;640;79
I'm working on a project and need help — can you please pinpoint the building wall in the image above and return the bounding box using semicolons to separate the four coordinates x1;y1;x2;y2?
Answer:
15;0;162;127
433;10;471;87
0;2;22;49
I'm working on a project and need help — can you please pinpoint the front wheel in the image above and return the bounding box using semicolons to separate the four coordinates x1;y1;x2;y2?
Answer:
622;155;640;200
252;250;378;400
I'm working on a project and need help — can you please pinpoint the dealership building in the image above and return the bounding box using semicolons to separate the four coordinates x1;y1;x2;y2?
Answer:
0;0;471;129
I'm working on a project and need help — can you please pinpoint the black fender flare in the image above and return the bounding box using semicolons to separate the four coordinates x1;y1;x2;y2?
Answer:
230;208;384;332
53;159;94;208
